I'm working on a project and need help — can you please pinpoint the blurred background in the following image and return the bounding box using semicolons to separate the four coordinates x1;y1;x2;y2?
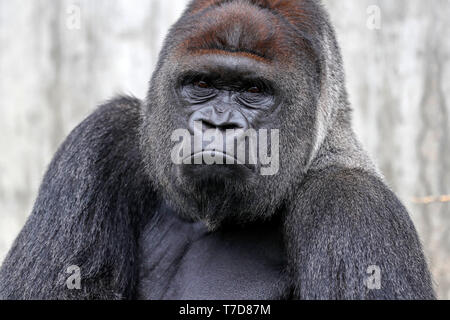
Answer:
0;0;449;299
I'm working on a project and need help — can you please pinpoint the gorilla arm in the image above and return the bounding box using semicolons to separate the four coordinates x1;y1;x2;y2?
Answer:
0;97;155;300
284;166;436;300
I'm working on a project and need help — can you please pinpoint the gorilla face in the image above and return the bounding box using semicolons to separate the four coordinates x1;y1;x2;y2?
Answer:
175;54;278;178
141;0;323;229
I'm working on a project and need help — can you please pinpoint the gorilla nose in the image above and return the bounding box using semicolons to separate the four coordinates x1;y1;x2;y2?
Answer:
188;106;249;134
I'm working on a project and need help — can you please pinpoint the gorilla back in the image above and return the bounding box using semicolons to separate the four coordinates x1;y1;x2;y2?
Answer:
0;0;435;300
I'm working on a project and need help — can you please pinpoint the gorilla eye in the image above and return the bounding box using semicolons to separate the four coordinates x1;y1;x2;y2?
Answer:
194;81;210;89
182;79;216;102
247;86;261;94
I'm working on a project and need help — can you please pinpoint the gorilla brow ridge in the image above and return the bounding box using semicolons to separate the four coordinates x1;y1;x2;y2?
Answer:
181;0;323;64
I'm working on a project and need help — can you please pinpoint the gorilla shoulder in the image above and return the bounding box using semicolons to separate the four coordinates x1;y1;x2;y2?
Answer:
285;167;435;299
0;95;151;300
51;95;144;173
66;96;142;150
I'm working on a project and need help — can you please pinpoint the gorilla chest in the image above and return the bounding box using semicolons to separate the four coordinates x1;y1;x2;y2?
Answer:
137;204;288;300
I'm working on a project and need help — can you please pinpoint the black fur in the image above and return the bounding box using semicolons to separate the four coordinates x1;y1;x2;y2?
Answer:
284;167;435;299
0;98;157;299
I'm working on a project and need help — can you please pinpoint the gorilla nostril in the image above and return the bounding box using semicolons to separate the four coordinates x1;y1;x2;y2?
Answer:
188;107;249;134
201;120;216;131
219;123;241;131
196;117;245;132
201;120;242;132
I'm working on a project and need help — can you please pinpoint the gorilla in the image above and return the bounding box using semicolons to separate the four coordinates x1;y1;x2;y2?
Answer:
0;0;435;300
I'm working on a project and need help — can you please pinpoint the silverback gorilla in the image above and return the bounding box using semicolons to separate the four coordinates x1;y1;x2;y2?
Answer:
0;0;435;300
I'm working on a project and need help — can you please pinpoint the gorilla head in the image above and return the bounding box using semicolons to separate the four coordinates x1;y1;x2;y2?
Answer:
141;0;348;229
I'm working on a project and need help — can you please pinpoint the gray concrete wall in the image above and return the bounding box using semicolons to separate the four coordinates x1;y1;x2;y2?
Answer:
0;0;448;299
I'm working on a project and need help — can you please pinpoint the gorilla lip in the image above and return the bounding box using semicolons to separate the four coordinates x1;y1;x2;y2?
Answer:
171;123;280;176
184;151;245;166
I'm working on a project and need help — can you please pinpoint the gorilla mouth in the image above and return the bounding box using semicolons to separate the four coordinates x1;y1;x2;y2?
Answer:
177;150;256;182
184;151;245;166
180;150;258;177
